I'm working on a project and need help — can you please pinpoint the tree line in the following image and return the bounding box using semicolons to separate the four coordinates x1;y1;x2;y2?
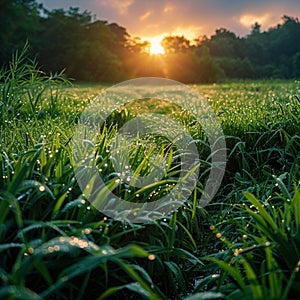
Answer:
1;0;300;83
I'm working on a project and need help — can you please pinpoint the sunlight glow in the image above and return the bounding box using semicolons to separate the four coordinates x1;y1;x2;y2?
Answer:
240;13;272;28
148;37;165;55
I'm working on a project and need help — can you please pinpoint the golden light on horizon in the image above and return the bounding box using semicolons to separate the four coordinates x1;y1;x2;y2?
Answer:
148;36;165;55
239;13;272;28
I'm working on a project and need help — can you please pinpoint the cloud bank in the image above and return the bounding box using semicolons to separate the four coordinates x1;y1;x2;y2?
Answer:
39;0;300;39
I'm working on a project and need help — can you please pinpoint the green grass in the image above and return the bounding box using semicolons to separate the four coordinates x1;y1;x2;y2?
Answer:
0;47;300;299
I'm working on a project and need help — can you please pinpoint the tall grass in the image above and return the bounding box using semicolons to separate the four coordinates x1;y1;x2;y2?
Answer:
0;42;70;123
1;45;300;299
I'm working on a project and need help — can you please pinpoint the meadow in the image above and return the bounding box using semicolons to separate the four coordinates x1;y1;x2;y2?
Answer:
1;48;300;300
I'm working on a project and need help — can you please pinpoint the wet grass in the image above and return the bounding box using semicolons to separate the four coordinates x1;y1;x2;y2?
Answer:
1;47;300;300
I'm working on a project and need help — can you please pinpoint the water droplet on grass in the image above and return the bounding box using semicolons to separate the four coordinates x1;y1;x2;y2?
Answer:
39;185;45;192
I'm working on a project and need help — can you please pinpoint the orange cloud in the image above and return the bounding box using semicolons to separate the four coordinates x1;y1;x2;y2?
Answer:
140;11;151;21
239;13;278;29
171;25;204;40
163;4;175;13
100;0;134;15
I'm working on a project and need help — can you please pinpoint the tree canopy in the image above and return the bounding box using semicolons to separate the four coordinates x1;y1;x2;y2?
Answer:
1;0;300;83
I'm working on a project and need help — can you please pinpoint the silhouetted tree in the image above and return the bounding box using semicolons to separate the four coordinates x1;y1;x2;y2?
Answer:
251;22;261;35
293;52;300;77
196;46;224;82
161;36;190;53
1;1;300;82
0;0;42;65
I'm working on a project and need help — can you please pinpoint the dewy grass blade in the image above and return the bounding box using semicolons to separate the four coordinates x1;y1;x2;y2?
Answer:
292;186;300;232
240;258;263;299
204;257;248;294
0;190;23;229
1;52;300;300
243;192;277;231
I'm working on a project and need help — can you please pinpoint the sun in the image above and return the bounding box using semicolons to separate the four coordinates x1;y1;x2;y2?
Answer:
148;37;165;55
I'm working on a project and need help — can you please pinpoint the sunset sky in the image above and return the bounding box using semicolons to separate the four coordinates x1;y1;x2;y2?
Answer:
38;0;300;41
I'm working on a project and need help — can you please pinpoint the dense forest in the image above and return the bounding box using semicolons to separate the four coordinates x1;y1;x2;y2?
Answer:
1;0;300;83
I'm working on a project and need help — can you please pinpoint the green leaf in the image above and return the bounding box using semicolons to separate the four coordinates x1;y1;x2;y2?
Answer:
292;186;300;232
240;259;263;299
165;261;186;291
97;282;151;300
0;190;23;228
184;292;224;300
33;260;53;286
265;246;282;298
243;192;277;231
205;257;247;293
0;286;43;300
0;243;24;252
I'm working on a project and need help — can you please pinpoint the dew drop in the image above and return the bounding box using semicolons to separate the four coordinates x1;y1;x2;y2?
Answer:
148;254;156;261
39;185;46;192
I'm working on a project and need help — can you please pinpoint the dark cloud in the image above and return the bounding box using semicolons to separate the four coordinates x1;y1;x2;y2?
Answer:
38;0;300;38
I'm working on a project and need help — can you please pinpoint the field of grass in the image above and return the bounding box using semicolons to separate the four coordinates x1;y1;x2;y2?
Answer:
1;48;300;299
